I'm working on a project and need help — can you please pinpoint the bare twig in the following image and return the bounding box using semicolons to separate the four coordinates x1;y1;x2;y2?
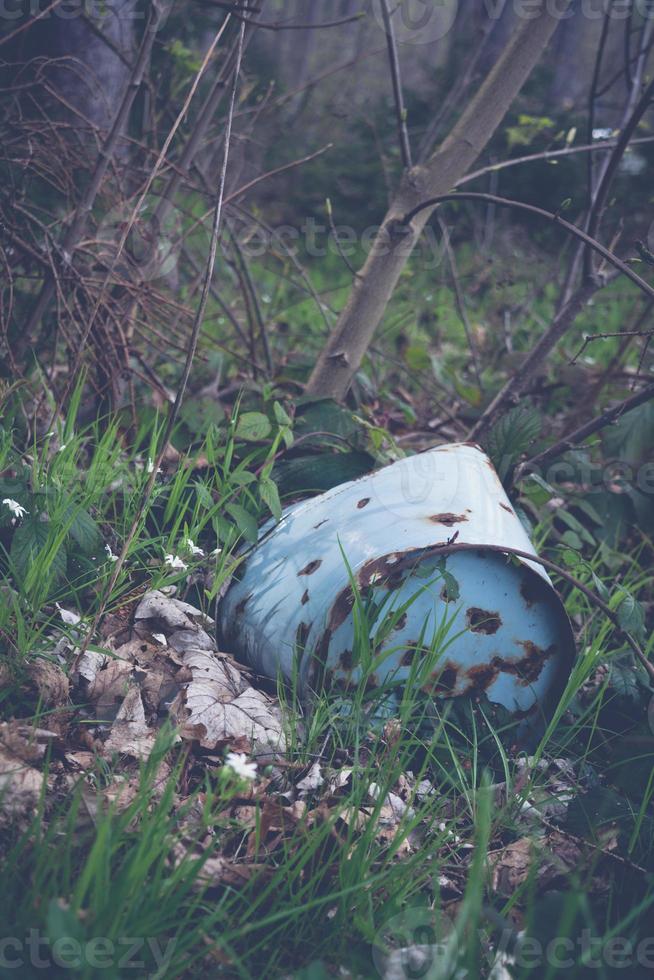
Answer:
379;0;412;170
400;192;654;303
458;135;654;189
21;2;166;358
71;17;246;672
571;329;654;363
517;380;654;477
437;216;483;390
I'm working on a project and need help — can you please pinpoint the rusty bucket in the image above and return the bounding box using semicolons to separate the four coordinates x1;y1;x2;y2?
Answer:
219;443;575;726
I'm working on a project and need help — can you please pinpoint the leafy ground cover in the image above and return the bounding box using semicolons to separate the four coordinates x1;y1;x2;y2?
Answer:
1;337;653;978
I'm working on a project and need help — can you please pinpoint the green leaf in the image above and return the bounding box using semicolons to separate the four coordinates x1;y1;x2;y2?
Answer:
273;400;292;427
556;508;596;546
609;661;640;701
436;558;460;602
195;482;215;509
404;345;431;373
66;506;103;557
225;503;258;543
10;517;67;584
294;399;359;446
259;476;282;522
483;403;542;481
617;592;646;639
235;412;272;442
591;570;610;602
273;451;375;497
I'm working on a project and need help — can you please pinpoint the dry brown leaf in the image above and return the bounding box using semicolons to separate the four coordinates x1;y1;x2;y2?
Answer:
134;590;211;630
489;832;583;897
169;648;285;758
103;685;158;759
27;659;70;707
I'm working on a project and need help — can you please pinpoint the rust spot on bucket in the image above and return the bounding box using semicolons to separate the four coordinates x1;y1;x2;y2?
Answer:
299;559;322;576
394;612;408;631
466;607;502;635
357;497;370;509
499;502;513;514
313;519;328;529
339;649;353;670
429;660;460;694
401;647;416;666
301;589;310;605
512;640;555;683
465;662;500;693
328;587;355;630
428;512;469;526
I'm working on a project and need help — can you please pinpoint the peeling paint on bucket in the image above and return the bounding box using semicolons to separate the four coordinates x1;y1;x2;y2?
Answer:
219;444;575;727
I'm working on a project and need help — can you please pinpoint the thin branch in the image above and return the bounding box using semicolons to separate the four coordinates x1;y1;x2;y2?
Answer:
71;17;246;672
0;0;65;48
458;135;654;188
379;0;412;169
21;2;165;357
224;143;333;204
202;2;366;31
517;380;654;477
401;191;654;303
571;328;654;364
437;216;483;389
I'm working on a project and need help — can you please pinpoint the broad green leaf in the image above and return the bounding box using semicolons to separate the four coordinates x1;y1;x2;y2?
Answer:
235;412;272;442
259;476;282;522
66;505;103;557
273;451;375;497
10;517;67;584
225;502;258;543
617;592;646;639
273;400;292;426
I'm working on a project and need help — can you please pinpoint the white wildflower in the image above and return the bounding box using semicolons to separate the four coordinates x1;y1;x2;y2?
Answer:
210;547;222;557
146;457;156;474
57;444;67;453
224;752;257;781
2;498;27;520
185;538;204;557
104;544;119;562
55;603;81;626
164;554;188;571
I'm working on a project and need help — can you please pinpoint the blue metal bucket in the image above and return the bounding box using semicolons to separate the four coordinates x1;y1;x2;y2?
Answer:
219;444;575;726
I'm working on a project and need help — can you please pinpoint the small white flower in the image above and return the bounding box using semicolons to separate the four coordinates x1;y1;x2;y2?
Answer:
57;444;67;453
146;457;156;474
104;544;119;562
210;547;222;557
55;602;81;626
185;538;204;557
2;498;27;520
164;554;188;571
152;632;167;646
224;752;257;781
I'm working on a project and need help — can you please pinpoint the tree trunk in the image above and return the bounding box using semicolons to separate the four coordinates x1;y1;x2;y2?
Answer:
306;1;567;401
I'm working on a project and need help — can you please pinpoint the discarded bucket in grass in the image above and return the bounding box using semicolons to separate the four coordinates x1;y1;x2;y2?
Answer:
219;443;575;728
